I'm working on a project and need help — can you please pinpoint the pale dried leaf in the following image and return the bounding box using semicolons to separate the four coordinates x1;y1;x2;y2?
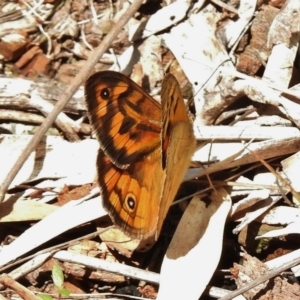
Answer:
267;0;300;47
163;7;235;125
129;0;195;41
257;221;300;238
256;207;300;239
259;206;300;225
109;45;138;74
157;188;231;300
231;189;270;217
194;125;299;141
263;43;299;89
136;35;164;90
0;199;57;222
224;0;257;48
0;193;106;267
281;151;300;194
0;135;98;189
194;137;300;176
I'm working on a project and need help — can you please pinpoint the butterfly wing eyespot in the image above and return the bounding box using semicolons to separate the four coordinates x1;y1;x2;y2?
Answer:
125;194;136;211
100;87;110;99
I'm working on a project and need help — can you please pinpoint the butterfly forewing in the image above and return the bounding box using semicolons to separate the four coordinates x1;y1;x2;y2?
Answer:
85;71;162;168
156;74;196;239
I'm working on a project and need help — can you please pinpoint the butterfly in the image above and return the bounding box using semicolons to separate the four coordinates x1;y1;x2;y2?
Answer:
85;71;196;241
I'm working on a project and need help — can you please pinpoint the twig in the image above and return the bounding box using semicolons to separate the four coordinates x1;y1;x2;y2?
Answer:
0;274;41;300
0;231;101;273
0;0;145;202
80;23;93;50
53;250;160;284
38;24;52;57
210;0;239;15
89;0;98;25
0;253;52;290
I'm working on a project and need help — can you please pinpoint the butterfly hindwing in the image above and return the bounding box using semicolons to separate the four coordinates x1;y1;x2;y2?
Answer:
97;148;164;239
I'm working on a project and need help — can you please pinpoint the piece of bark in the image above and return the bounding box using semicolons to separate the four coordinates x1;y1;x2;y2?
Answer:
236;5;279;76
257;276;300;300
0;33;28;61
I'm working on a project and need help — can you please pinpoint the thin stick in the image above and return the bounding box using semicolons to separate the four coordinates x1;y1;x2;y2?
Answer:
0;274;41;300
0;0;144;202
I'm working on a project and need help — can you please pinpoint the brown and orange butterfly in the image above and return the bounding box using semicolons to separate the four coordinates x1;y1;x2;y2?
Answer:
85;71;195;241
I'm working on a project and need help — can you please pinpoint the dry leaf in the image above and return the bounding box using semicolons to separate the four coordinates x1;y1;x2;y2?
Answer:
157;188;231;299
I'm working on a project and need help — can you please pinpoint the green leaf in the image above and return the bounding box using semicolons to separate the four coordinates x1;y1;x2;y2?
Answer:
52;264;64;289
58;288;71;296
37;294;53;300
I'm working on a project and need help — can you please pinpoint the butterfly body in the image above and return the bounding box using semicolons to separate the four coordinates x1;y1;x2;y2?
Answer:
85;71;195;240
